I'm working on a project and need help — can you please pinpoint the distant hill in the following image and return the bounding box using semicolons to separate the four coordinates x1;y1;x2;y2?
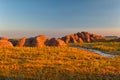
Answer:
105;36;118;39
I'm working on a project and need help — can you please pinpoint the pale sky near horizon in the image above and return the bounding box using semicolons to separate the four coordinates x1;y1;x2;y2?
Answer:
0;0;120;38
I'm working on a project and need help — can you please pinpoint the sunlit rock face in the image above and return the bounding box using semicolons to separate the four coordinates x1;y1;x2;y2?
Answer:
17;37;26;47
31;35;47;47
0;37;13;47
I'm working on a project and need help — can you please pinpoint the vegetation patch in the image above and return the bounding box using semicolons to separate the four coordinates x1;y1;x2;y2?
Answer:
70;42;120;55
0;47;120;80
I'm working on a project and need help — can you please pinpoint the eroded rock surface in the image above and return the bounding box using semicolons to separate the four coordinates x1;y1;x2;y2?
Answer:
61;32;105;43
46;38;66;46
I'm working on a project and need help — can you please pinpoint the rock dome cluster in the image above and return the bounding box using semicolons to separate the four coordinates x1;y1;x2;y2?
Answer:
0;32;105;47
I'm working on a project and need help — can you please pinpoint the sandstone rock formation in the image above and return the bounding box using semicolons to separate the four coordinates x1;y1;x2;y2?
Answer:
46;38;66;46
61;35;70;43
61;35;78;43
17;37;26;47
77;38;84;43
0;32;105;47
17;35;47;47
24;37;34;47
61;32;105;43
31;35;47;47
0;37;8;40
0;37;13;47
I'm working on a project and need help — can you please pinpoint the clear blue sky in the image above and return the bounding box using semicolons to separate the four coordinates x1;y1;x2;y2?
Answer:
0;0;120;38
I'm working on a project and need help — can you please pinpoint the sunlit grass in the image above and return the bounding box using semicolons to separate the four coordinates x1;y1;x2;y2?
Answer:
70;42;120;55
0;46;120;80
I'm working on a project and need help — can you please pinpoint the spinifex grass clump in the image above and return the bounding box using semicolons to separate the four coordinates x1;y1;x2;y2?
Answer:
0;47;120;80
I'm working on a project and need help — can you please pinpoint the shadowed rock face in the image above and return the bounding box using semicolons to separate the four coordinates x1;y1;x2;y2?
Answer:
46;38;66;46
0;37;13;47
61;32;105;43
61;35;70;43
9;39;19;46
24;37;34;47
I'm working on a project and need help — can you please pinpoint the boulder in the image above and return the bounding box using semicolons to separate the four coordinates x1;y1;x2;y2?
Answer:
46;38;66;46
31;35;47;47
17;37;26;47
0;40;13;47
77;38;84;43
61;35;71;43
70;35;77;43
77;32;86;42
74;34;79;41
81;32;91;42
17;35;47;47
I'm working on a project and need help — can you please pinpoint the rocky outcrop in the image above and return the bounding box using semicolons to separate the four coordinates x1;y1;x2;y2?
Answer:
46;38;66;46
77;38;84;43
61;35;70;43
90;33;105;42
0;37;13;47
31;35;47;47
77;32;91;42
61;34;78;43
17;35;47;47
0;32;105;47
61;32;105;43
0;37;8;40
17;37;26;47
